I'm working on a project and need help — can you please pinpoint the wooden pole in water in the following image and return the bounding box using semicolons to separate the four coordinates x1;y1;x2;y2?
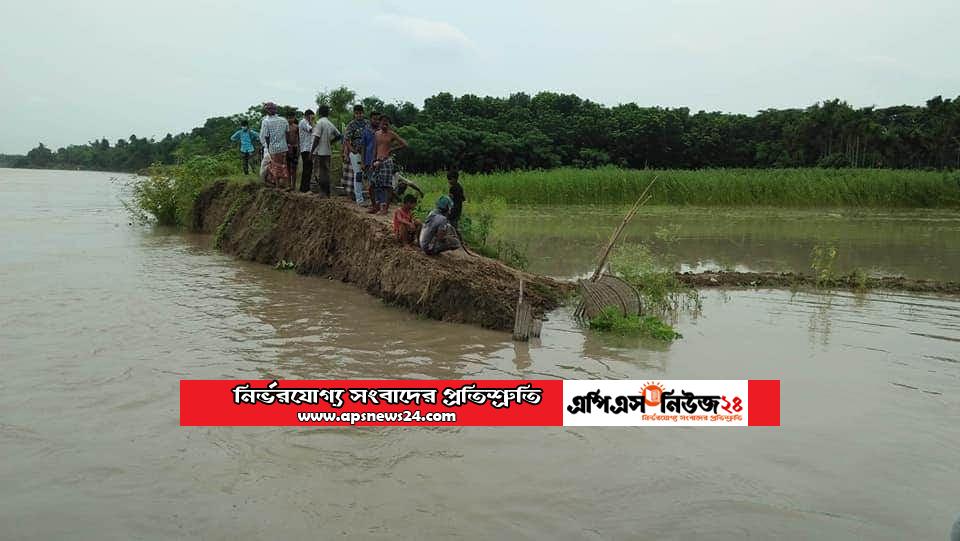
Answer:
513;279;532;341
588;176;658;282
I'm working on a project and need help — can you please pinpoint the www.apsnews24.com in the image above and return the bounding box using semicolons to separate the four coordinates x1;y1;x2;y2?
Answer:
296;410;457;424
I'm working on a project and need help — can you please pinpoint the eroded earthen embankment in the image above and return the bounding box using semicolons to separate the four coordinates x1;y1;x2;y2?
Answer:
192;181;571;331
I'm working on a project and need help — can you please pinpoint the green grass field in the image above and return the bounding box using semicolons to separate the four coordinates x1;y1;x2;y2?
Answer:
219;164;960;208
409;167;960;207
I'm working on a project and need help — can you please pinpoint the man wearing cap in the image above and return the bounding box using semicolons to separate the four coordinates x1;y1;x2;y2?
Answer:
419;195;461;256
258;102;290;188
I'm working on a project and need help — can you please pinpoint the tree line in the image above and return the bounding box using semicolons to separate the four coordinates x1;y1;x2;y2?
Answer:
9;88;960;173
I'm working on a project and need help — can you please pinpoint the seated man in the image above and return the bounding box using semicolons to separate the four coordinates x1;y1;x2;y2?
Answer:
419;196;461;256
393;194;421;246
392;173;424;203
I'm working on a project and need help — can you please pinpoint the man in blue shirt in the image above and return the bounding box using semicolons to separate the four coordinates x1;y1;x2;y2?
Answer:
229;120;259;174
343;104;369;205
360;112;381;205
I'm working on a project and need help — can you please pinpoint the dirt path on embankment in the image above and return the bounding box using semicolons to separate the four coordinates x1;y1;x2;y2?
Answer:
192;181;571;331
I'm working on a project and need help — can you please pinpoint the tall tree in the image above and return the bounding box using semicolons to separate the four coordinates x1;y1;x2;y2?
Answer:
316;86;357;127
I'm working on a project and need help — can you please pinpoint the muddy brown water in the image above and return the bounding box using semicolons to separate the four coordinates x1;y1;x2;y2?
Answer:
1;169;958;540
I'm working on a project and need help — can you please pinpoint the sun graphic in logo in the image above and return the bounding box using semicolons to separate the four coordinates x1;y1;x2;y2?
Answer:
642;381;665;407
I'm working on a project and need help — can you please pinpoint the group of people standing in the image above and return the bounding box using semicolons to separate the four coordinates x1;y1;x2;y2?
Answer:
230;101;466;256
258;102;409;211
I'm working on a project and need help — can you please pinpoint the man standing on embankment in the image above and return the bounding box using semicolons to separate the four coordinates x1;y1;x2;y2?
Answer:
285;113;300;191
344;104;369;206
370;115;407;214
258;102;289;188
447;169;465;228
310;105;341;196
229;120;259;175
298;110;315;192
361;112;381;205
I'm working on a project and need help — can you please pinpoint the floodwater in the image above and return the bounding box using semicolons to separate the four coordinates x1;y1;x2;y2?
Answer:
501;205;960;280
1;168;958;540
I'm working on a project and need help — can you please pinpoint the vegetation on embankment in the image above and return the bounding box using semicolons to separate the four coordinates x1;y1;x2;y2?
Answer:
122;152;532;268
123;154;241;226
410;167;960;207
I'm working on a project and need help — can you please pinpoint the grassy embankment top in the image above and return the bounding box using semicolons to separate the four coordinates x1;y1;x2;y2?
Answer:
140;160;958;233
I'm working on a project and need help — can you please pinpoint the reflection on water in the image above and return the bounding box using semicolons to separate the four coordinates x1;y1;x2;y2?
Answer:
1;169;959;540
501;205;960;281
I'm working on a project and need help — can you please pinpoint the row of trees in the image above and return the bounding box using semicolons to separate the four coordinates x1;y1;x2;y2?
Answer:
10;88;960;173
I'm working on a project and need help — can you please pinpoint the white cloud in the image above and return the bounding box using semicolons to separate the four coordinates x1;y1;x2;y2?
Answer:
375;14;475;51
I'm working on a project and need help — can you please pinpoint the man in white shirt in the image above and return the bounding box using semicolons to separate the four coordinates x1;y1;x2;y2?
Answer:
297;109;315;192
309;105;341;196
258;102;289;189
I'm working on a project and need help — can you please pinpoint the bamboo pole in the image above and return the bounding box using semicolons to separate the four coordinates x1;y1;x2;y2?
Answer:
513;279;531;341
588;177;658;282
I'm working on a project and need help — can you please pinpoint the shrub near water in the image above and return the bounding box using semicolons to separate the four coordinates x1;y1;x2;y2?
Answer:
608;241;701;316
125;153;239;226
411;167;960;207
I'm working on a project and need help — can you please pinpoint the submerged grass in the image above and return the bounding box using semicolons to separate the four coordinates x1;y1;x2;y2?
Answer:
411;166;960;207
588;306;682;341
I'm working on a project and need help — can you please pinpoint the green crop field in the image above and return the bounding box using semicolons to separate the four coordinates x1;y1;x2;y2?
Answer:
411;167;960;208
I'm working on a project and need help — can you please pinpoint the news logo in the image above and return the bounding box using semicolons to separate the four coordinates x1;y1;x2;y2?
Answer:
563;380;775;426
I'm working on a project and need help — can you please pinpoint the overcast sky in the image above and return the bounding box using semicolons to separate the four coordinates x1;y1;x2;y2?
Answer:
3;0;959;153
